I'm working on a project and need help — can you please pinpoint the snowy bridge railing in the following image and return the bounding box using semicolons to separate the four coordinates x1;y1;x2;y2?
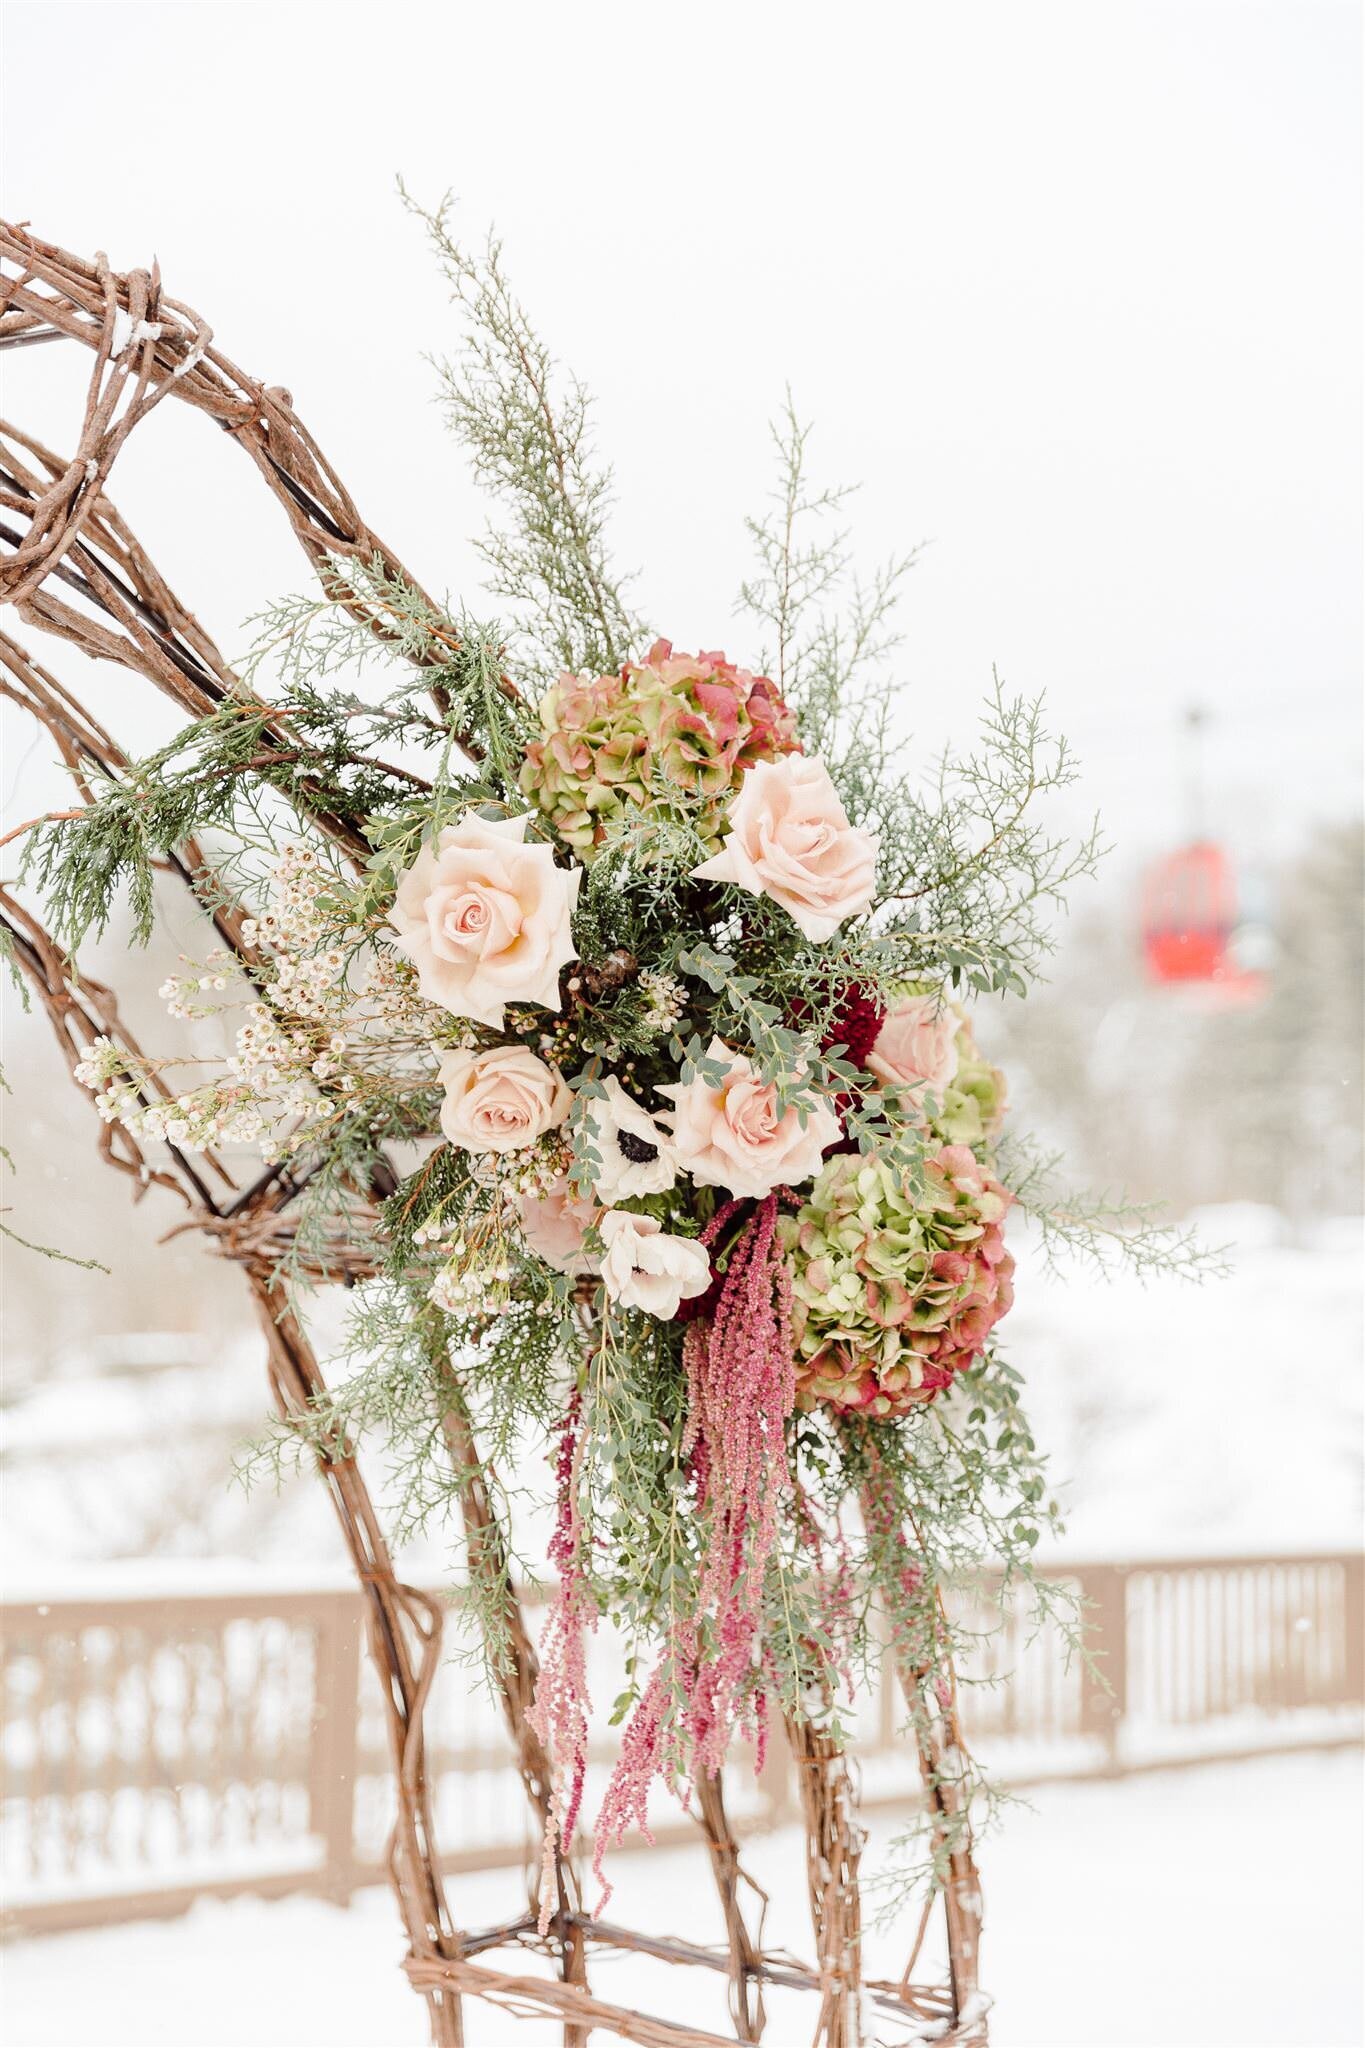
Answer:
2;1552;1360;1936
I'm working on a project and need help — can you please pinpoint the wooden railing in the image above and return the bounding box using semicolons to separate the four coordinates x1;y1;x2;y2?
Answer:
2;1552;1360;1937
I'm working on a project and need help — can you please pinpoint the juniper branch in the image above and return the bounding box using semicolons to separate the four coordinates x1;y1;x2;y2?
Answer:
401;184;648;680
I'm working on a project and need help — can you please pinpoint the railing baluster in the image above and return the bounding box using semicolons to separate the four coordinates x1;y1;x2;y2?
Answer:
313;1594;363;1903
1343;1554;1364;1706
1;1559;1358;1936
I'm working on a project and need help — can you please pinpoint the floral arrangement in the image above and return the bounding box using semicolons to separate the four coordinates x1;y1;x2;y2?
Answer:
64;640;1041;1913
26;203;1201;1932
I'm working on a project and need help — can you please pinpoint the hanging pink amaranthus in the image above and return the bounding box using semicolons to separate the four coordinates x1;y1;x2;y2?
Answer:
528;1391;597;1934
590;1653;687;1910
591;1193;797;1907
681;1191;797;1772
683;1194;796;1567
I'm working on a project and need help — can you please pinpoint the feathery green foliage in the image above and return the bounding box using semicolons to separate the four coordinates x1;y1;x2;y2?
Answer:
401;184;648;681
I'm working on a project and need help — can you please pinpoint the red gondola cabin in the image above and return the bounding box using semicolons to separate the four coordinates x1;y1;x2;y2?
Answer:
1141;839;1237;984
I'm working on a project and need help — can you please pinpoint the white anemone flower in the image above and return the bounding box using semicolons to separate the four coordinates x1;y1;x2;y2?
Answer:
588;1077;679;1203
598;1211;710;1319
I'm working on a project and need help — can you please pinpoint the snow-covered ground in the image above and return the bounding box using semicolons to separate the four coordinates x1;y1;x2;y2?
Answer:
4;1751;1360;2048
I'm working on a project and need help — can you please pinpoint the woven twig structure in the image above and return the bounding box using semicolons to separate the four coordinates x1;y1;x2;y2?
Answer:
0;221;988;2047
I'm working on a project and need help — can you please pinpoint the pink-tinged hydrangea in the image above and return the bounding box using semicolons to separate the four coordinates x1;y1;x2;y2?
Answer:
778;1147;1015;1417
931;1012;1009;1148
519;639;799;860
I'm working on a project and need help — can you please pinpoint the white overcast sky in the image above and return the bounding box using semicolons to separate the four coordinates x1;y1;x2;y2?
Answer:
2;0;1361;876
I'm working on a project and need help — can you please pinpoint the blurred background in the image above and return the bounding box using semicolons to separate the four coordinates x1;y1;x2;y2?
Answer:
2;3;1361;2044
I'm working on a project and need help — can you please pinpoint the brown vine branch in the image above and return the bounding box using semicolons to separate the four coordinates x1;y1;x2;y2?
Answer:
783;1705;866;2048
691;1769;768;2043
0;805;87;851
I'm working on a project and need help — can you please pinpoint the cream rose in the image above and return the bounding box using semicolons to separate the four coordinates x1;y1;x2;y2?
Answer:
516;1175;601;1276
587;1078;679;1204
692;755;879;943
865;994;959;1105
599;1210;711;1319
390;812;580;1029
438;1046;571;1154
659;1038;842;1200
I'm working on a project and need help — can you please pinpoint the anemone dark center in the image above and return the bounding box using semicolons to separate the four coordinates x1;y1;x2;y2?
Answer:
616;1129;659;1164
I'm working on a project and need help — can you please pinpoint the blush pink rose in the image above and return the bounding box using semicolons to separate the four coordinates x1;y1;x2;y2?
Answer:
659;1038;842;1199
438;1046;571;1154
865;994;959;1105
390;812;580;1029
598;1210;711;1319
691;754;878;942
517;1175;601;1276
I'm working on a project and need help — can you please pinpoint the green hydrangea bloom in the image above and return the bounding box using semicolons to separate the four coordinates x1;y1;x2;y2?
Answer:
778;1146;1015;1418
930;1016;1009;1147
